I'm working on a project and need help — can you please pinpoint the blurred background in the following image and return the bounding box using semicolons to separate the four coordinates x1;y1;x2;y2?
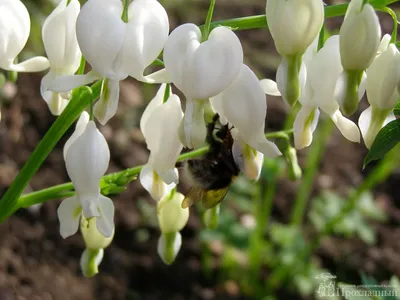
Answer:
0;0;400;299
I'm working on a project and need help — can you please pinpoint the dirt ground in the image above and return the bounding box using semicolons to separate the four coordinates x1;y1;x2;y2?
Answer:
0;1;400;299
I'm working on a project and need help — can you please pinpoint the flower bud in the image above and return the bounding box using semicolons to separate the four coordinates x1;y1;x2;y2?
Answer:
339;0;381;71
157;192;189;233
266;0;324;56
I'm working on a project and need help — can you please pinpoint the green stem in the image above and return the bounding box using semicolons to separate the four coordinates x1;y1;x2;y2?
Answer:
0;81;102;222
77;56;86;75
341;69;364;116
16;129;293;212
202;0;216;42
121;0;129;23
290;120;333;225
383;7;398;43
248;161;278;295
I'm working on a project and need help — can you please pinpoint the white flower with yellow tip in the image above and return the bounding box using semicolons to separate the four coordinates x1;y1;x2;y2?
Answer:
157;192;189;264
294;35;360;149
0;0;49;72
139;84;183;201
57;112;114;238
40;0;81;115
49;0;169;124
163;24;243;148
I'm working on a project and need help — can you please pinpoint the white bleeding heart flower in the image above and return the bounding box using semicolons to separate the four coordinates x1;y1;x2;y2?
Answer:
40;0;81;115
337;0;381;116
294;35;360;149
210;64;281;158
163;24;243;148
0;0;49;72
266;0;324;106
57;112;114;238
139;84;184;201
358;42;400;148
49;0;169;124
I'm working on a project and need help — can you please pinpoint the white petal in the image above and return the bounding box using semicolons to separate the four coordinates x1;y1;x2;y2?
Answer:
260;79;281;96
139;163;177;201
6;57;49;72
0;0;30;68
57;196;81;239
330;110;360;143
140;84;167;133
163;23;202;98
358;106;395;148
76;0;127;80
157;192;189;233
0;0;48;72
80;248;103;277
65;121;110;194
80;217;114;249
143;94;184;179
94;79;120;125
63;111;90;160
142;68;171;84
366;44;400;109
157;232;182;265
377;34;391;55
95;195;115;238
232;136;264;181
123;0;169;80
48;70;100;92
42;0;81;74
41;71;70;115
216;64;281;157
293;105;320;149
179;98;207;149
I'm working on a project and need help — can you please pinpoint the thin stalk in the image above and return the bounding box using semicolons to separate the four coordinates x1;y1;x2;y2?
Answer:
290;120;333;225
202;0;216;42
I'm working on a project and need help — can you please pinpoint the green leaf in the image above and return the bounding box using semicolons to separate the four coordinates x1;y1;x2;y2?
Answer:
364;119;400;167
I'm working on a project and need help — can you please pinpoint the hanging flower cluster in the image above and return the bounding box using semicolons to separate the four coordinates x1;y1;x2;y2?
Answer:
263;0;398;150
1;0;398;275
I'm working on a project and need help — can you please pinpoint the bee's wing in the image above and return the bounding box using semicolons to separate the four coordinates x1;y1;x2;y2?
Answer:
182;187;205;208
202;187;229;209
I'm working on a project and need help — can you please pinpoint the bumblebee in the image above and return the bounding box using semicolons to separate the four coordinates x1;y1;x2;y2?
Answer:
182;114;240;209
